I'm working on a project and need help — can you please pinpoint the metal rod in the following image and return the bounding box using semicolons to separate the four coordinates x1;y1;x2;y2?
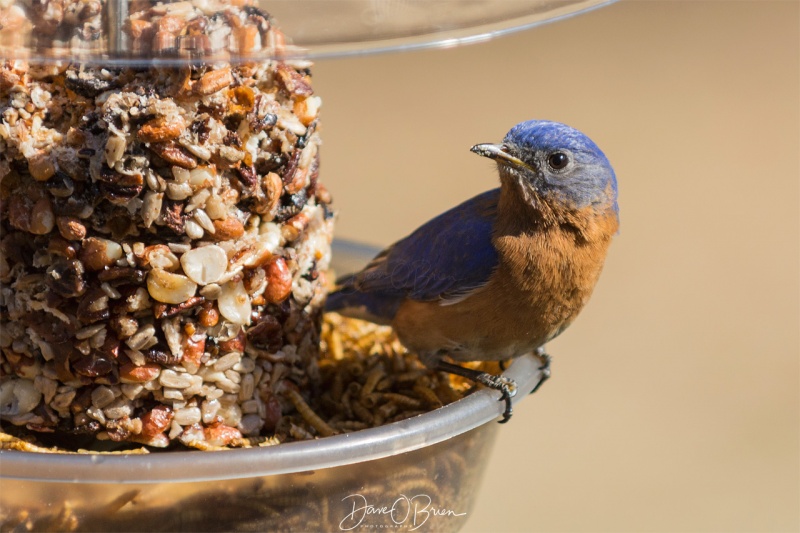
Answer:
107;0;129;56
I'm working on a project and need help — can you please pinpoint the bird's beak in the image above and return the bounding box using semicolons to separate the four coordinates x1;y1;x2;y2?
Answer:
470;143;534;172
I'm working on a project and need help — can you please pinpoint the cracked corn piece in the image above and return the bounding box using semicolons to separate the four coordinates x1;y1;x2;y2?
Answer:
0;2;334;449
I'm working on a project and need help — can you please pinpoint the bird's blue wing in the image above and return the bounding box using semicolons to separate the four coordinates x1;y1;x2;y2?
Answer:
353;188;500;302
326;189;500;323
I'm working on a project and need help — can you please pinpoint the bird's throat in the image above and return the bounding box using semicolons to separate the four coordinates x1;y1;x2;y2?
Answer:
497;177;554;230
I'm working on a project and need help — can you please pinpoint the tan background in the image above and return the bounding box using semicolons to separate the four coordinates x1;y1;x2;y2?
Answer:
312;1;799;531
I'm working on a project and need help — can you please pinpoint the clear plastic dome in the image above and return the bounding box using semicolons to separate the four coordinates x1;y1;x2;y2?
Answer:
0;0;614;65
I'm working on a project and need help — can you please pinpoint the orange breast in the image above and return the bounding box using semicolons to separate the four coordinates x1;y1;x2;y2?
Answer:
392;207;617;362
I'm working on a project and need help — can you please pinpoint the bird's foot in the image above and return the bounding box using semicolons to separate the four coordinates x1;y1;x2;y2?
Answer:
435;361;517;423
475;372;517;424
529;347;552;395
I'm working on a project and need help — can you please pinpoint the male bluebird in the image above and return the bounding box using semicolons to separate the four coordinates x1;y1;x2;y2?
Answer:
326;120;619;422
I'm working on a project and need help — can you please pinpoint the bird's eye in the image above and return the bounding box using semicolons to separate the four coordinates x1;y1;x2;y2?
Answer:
547;152;569;170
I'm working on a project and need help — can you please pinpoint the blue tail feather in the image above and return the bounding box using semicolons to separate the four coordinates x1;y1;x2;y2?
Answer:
325;287;403;326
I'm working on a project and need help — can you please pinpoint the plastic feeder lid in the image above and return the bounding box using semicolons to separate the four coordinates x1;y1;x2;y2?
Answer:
0;0;615;65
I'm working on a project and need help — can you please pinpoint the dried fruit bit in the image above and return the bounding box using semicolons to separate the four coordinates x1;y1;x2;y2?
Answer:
119;362;161;384
217;280;251;325
180;244;228;285
247;315;282;351
73;353;113;377
147;268;198;304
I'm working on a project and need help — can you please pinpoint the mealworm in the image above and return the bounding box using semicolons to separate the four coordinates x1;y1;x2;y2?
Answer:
381;392;423;409
329;329;344;359
347;361;365;378
361;364;385;399
360;393;380;409
332;420;368;431
330;370;344;402
352;401;374;425
376;402;398;420
286;390;337;437
436;381;463;405
413;384;443;409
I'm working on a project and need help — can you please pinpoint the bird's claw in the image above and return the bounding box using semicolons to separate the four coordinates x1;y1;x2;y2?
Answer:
434;361;518;423
472;372;516;423
475;372;517;423
529;347;552;395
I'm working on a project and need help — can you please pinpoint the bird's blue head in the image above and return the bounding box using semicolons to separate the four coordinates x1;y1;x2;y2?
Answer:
472;120;618;218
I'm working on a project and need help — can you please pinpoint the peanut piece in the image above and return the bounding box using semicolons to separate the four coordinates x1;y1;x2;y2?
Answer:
212;217;245;241
264;257;292;304
80;237;123;271
56;216;87;241
28;152;56;182
147;268;198;304
198;302;220;327
29;197;55;235
204;423;242;446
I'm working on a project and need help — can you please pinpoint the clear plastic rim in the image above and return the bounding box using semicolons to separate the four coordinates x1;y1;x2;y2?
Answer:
0;0;616;65
285;0;616;60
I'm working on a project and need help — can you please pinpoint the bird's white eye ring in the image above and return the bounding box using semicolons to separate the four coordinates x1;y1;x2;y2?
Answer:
547;152;569;170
